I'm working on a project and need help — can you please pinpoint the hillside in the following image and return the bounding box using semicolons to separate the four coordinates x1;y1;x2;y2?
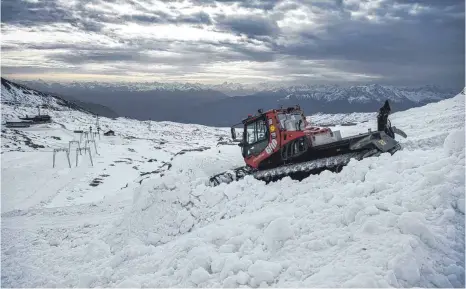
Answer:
1;89;464;287
1;78;119;119
16;79;458;126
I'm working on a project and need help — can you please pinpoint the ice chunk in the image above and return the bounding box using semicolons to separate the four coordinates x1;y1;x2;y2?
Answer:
342;202;364;225
264;218;293;250
443;129;465;155
306;240;328;251
342;272;380;287
390;255;420;286
456;198;465;214
397;212;437;248
362;220;381;234
190;267;210;285
223;276;237;288
236;270;250;285
116;279;141;288
248;260;282;285
85;240;111;261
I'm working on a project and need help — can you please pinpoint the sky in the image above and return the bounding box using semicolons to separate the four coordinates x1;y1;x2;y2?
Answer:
1;0;465;89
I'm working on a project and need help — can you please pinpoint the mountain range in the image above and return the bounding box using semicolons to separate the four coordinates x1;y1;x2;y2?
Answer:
5;78;459;127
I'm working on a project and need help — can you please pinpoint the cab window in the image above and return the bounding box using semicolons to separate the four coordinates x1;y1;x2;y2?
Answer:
277;113;304;131
243;117;269;157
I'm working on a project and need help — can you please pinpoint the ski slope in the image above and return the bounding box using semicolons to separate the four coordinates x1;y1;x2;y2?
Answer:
1;92;465;288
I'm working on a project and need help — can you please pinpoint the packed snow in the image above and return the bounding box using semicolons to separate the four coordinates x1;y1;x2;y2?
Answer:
1;90;465;288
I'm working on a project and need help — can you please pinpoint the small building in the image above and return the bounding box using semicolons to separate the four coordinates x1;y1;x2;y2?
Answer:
6;121;32;128
104;130;115;136
20;114;52;123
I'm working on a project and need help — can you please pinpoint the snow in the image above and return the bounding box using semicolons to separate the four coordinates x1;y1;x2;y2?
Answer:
1;87;465;288
308;111;376;126
18;78;455;103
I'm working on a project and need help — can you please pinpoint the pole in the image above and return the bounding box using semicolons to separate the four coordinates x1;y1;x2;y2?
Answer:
66;151;71;168
88;148;94;166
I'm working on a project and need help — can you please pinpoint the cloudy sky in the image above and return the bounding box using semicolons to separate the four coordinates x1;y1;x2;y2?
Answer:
1;0;464;88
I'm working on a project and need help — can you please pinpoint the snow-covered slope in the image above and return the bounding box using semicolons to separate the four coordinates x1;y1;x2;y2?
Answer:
1;91;464;287
1;78;88;111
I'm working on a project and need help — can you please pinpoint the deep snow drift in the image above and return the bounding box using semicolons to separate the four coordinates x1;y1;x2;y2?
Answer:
1;92;465;288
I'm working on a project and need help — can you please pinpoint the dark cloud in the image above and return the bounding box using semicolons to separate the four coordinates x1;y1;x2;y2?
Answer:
1;0;74;26
178;11;213;25
191;0;279;10
50;51;148;64
393;0;463;8
215;15;280;37
1;0;213;31
123;11;213;25
1;0;464;89
272;0;465;88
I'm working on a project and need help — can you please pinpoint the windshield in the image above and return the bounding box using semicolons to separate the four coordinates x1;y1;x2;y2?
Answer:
243;117;269;157
277;113;304;131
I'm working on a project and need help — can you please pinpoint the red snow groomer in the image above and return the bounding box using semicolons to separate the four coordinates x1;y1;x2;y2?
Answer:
208;100;407;186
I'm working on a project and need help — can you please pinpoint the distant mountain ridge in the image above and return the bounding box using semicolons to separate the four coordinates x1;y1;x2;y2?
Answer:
18;79;456;100
9;78;459;127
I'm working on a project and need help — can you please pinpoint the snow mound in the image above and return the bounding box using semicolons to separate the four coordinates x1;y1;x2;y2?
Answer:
2;90;464;288
103;93;465;287
444;129;465;156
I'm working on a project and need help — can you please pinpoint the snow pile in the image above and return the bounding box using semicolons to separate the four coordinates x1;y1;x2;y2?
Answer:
1;92;464;288
103;94;464;287
308;111;376;126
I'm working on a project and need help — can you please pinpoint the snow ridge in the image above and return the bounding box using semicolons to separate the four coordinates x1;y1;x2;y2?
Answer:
1;78;90;113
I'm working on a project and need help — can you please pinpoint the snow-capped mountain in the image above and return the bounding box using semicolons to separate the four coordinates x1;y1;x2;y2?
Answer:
280;84;454;103
17;79;456;101
1;86;464;287
6;78;460;127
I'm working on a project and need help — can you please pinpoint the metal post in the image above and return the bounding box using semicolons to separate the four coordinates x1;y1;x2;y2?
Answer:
53;148;71;168
76;148;79;166
88;148;94;166
93;140;98;155
69;140;80;153
86;140;99;155
66;151;71;168
53;150;56;168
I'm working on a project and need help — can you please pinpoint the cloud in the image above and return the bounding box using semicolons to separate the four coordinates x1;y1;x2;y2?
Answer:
216;14;280;37
1;0;74;26
1;0;464;89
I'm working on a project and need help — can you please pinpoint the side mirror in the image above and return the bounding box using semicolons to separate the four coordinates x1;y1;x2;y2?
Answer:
230;127;236;140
